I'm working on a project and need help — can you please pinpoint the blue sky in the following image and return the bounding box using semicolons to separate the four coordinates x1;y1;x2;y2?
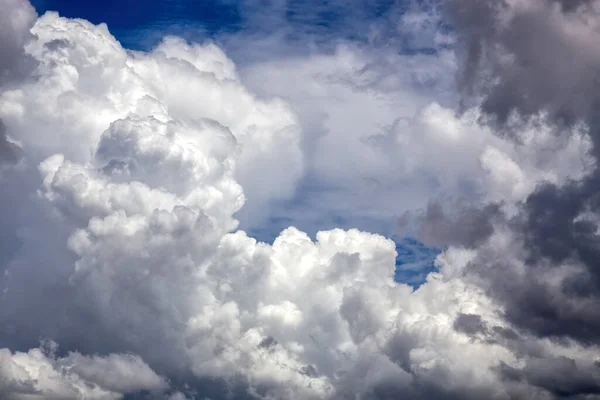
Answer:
31;0;243;49
29;0;443;287
30;0;445;51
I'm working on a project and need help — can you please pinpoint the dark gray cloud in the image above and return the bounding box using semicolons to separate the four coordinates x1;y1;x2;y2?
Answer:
440;4;600;399
498;357;600;398
0;0;36;88
448;0;600;128
445;0;600;347
398;200;502;248
477;229;600;345
453;312;486;335
452;312;600;399
553;0;594;12
485;176;600;343
0;0;33;162
0;120;20;164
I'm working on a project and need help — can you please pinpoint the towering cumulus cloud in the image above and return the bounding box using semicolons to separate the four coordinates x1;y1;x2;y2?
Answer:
0;0;599;399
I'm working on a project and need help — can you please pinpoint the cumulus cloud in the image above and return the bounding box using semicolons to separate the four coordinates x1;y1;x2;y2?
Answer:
0;341;168;399
0;0;599;399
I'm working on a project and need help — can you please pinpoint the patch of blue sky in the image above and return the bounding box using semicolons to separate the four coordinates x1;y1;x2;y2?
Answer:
29;0;243;49
392;236;441;288
29;0;451;54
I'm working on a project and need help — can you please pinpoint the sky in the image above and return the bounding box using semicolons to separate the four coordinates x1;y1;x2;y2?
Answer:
0;0;599;399
30;0;449;278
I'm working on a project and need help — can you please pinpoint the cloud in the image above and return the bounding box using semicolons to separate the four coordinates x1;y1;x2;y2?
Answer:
449;0;600;128
0;341;168;399
398;200;503;249
0;1;599;399
0;0;36;87
498;356;600;398
0;119;20;165
444;0;600;350
236;44;590;238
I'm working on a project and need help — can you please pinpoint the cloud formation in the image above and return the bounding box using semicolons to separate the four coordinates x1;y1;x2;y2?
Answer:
0;0;599;399
237;46;590;238
0;0;36;87
0;341;169;400
450;0;600;125
446;0;600;348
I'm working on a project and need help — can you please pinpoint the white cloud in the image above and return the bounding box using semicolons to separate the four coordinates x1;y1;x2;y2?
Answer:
0;341;167;400
235;42;591;236
0;2;598;399
0;10;302;225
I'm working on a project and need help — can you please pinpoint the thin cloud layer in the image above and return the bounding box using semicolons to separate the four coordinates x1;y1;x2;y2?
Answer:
0;0;599;399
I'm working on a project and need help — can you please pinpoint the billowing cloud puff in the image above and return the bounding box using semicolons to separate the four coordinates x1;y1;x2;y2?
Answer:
0;9;302;223
0;341;168;399
1;0;600;399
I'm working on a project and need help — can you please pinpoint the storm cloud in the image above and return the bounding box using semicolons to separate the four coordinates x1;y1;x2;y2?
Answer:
429;5;600;397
